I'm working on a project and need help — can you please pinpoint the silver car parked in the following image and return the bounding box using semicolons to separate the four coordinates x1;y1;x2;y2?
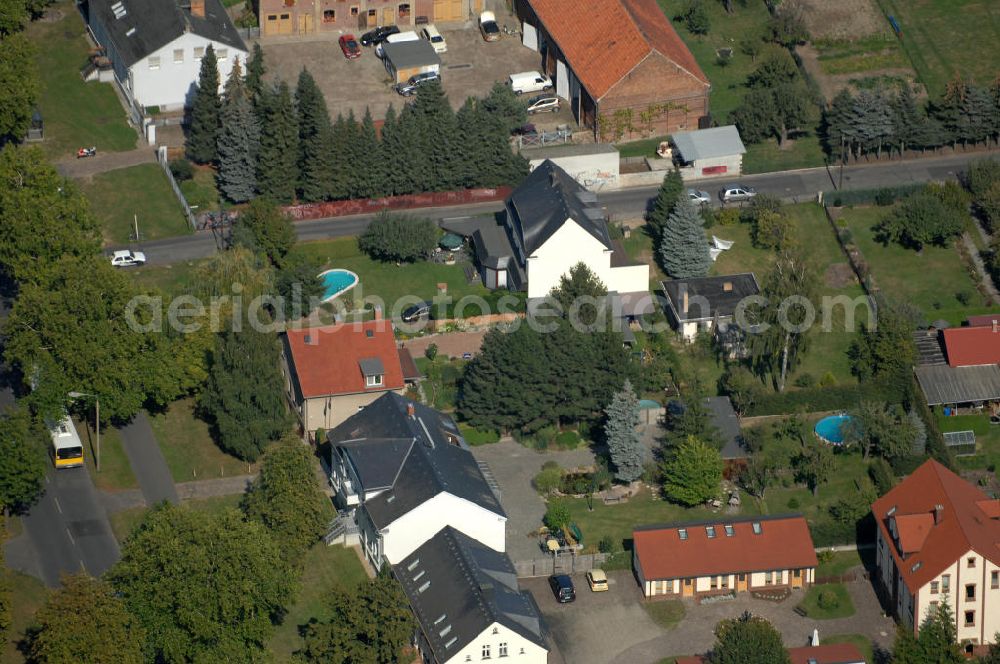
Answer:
718;183;757;203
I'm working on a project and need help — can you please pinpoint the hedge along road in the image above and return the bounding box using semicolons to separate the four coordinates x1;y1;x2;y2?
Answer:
110;151;990;267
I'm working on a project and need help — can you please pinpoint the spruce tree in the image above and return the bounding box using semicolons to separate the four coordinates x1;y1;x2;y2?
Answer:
851;89;894;159
658;198;711;278
647;168;685;238
604;379;644;483
934;74;967;147
823;89;854;159
407;80;460;191
377;105;403;196
354;108;384;199
245;43;266;108
958;84;993;147
891;85;924;156
457;97;529;189
295;68;336;202
385;104;424;196
216;60;260;203
256;81;298;204
186;44;221;164
200;328;291;461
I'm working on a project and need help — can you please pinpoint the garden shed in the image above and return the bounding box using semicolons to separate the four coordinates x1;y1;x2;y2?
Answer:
382;40;441;84
669;125;746;180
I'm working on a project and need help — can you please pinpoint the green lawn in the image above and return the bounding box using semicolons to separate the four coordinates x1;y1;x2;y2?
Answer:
1;569;48;664
78;419;138;493
817;549;864;578
81;164;192;244
28;1;136;158
658;0;779;121
942;413;1000;471
290;235;503;314
642;600;686;630
840;205;987;323
269;544;368;662
743;135;826;175
796;583;856;619
179;165;222;213
616;135;669;159
147;398;261;483
130;260;205;295
873;0;1000;97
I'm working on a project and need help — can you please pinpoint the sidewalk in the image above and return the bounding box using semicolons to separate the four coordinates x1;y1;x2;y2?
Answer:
54;147;155;179
119;412;179;506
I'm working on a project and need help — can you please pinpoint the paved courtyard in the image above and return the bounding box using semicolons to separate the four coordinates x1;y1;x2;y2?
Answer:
521;570;894;664
258;21;547;121
470;438;596;562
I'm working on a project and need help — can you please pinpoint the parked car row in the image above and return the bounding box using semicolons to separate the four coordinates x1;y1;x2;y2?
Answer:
546;570;609;604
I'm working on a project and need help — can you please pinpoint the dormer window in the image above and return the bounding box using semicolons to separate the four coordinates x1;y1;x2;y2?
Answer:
366;374;383;387
359;357;385;388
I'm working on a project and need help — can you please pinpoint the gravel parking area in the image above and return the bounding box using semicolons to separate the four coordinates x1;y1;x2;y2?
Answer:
258;24;544;120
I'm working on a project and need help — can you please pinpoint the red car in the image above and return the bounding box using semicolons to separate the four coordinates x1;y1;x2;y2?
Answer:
339;34;361;60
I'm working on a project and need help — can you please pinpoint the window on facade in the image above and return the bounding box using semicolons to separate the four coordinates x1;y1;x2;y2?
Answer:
721;576;728;588
148;56;160;69
793;569;801;578
173;49;184;63
969;557;977;568
365;374;384;387
965;610;976;627
323;9;335;21
283;0;294;6
706;526;716;538
942;575;951;593
931;581;939;593
194;46;205;60
465;657;471;663
267;14;277;21
710;577;718;589
398;2;411;20
499;642;508;657
217;48;228;60
993;571;999;589
966;584;976;601
482;644;490;659
764;572;773;585
350;6;359;16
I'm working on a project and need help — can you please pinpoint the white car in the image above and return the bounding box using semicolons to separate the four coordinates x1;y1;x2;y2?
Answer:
479;11;500;41
421;25;447;53
110;249;146;267
687;188;712;205
526;95;560;114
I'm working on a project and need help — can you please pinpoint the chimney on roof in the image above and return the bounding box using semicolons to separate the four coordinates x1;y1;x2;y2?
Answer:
550;169;558;187
994;319;998;333
373;305;382;321
407;403;415;419
682;289;689;314
190;0;205;17
934;504;944;525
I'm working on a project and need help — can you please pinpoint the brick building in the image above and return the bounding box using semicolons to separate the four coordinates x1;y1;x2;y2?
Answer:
257;0;483;37
515;0;710;141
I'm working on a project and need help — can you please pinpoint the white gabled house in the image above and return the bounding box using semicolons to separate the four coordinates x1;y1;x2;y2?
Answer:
325;393;507;570
86;0;247;111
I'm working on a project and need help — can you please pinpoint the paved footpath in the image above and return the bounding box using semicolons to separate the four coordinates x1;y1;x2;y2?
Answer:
119;411;179;506
99;474;257;514
54;146;154;179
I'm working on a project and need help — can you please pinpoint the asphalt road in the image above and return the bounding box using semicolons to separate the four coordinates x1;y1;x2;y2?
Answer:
6;467;121;587
113;151;985;267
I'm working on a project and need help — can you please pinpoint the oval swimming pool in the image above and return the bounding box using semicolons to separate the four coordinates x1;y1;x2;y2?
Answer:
318;269;359;302
814;414;855;445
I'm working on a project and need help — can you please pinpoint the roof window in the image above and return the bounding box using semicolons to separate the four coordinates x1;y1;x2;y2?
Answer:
678;528;688;540
706;526;716;538
111;1;126;18
724;524;734;537
406;558;419;571
417;580;431;593
752;522;762;535
444;637;458;649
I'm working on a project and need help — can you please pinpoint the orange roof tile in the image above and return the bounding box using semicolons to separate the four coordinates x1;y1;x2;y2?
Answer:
979;499;1000;519
872;459;1000;590
788;643;867;664
942;326;1000;366
633;515;817;580
526;0;708;100
894;513;933;554
284;321;404;398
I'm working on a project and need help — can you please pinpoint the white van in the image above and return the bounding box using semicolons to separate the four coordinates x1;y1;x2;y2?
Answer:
508;71;553;96
376;31;420;58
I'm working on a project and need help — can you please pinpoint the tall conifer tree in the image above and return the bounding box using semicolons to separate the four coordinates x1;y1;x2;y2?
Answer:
186;44;221;164
295;68;336;202
658;198;711;278
256;81;298;203
216;59;260;203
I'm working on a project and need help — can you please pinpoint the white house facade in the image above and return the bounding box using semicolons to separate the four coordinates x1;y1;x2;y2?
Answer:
87;0;247;111
443;622;548;664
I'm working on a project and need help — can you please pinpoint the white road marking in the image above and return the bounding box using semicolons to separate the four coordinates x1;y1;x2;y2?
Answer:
53;497;62;514
65;528;76;546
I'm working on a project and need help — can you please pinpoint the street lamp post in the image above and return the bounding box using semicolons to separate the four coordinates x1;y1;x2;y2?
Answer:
68;391;100;472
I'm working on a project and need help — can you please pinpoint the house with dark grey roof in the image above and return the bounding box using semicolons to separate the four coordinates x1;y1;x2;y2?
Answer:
326;393;506;569
470;160;649;301
397;527;548;664
660;273;760;342
85;0;247;110
670;125;747;179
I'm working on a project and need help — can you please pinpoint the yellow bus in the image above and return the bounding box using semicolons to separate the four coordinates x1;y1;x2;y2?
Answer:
48;414;84;469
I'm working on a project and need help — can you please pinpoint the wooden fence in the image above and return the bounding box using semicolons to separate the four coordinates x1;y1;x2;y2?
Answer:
512;552;608;578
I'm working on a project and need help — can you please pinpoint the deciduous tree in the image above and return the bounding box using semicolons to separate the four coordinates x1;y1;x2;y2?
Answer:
242;437;329;563
604;380;644;483
0;33;37;144
27;573;144;664
793;439;834;496
658;198;711;278
186;44;221;164
661;436;722;506
875;191;964;250
217;60;260;203
231;197;296;268
358;211;438;263
0;407;46;514
110;505;294;663
710;612;790;664
200;328;291;461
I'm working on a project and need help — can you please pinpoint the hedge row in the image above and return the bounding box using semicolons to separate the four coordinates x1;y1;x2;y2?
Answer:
826;183;926;207
745;382;904;417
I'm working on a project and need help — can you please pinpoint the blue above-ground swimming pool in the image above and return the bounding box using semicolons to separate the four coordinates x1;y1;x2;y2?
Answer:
814;414;855;445
318;269;359;302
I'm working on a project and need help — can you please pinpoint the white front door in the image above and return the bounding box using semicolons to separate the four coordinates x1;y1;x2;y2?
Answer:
522;22;538;50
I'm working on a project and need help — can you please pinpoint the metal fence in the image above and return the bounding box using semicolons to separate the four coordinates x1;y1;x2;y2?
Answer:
157;146;197;231
512;552;608;578
237;26;260;40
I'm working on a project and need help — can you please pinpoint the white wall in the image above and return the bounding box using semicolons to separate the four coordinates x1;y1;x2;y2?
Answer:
526;221;648;299
444;622;547;664
527;152;620;191
381;492;506;565
130;33;246;110
915;549;1000;646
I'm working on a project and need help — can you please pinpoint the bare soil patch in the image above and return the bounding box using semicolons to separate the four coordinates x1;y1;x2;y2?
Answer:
825;263;857;289
797;43;918;101
797;0;884;40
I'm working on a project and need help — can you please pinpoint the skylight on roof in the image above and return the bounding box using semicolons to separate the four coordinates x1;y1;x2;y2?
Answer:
407;558;420;571
706;526;716;538
125;26;135;36
678;528;688;540
417;580;431;593
111;1;126;18
439;624;452;638
444;637;458;649
752;522;762;535
724;524;734;537
434;613;447;625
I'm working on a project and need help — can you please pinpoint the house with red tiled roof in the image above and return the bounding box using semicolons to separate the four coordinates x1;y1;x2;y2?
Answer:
514;0;710;141
632;515;817;598
872;459;1000;652
280;319;419;433
943;326;1000;367
676;642;867;664
967;314;1000;329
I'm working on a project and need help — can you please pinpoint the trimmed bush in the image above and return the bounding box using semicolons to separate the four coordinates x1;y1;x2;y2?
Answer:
823;183;925;207
745;382;904;416
817;589;840;610
169;158;194;181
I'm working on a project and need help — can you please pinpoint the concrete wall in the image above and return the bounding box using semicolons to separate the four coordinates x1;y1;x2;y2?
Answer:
302;390;404;433
444;622;547;664
381;492;506;565
131;33;245;110
527;151;620;191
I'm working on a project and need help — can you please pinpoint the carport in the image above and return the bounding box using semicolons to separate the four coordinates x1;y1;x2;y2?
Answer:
382;40;441;84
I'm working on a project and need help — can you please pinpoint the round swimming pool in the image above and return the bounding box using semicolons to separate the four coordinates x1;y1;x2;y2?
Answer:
814;414;855;445
318;269;359;302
